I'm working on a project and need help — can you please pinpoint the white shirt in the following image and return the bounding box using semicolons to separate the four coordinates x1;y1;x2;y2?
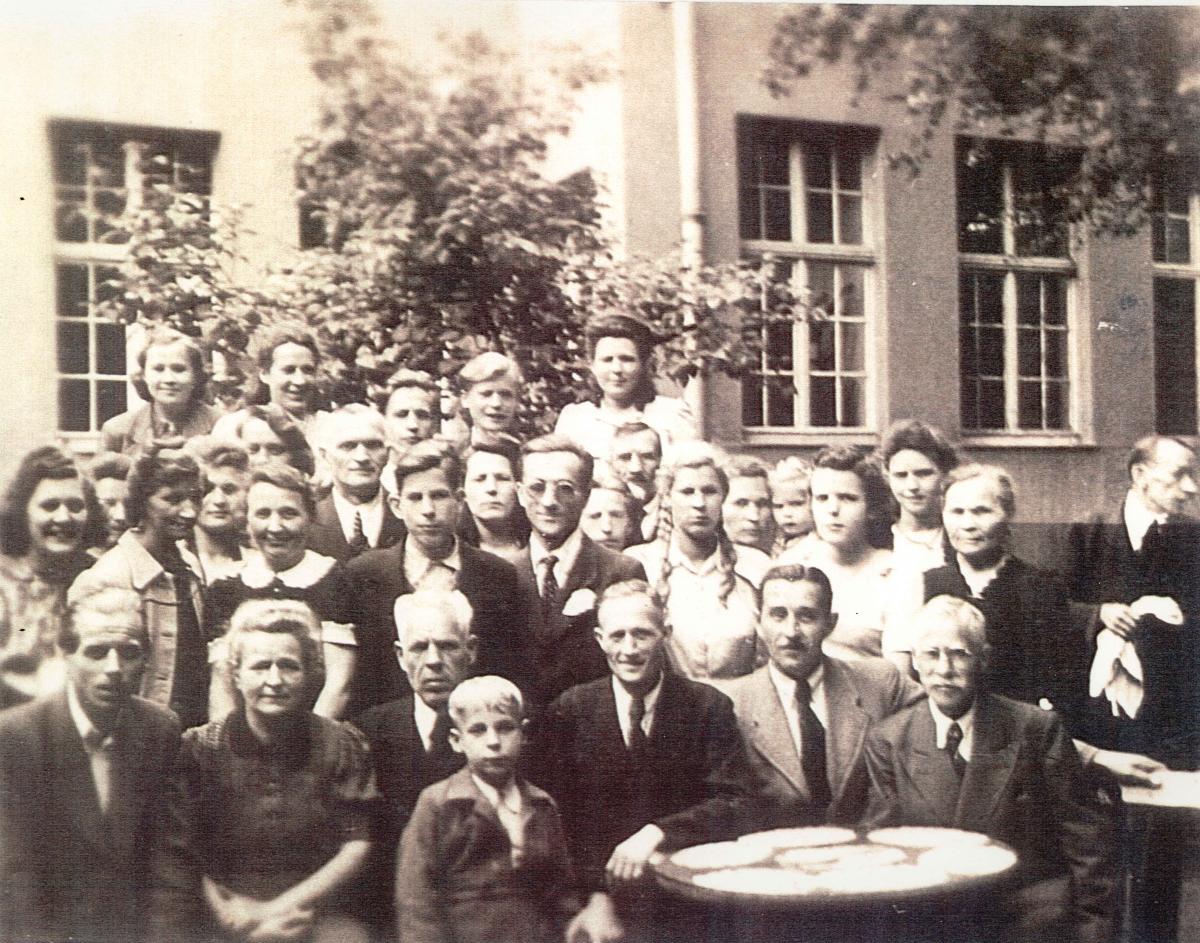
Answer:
612;674;664;748
332;487;386;548
768;661;828;760
413;696;440;752
67;682;113;814
472;774;528;864
625;538;759;680
1123;490;1167;553
890;524;948;573
404;537;462;591
928;700;976;762
529;528;584;596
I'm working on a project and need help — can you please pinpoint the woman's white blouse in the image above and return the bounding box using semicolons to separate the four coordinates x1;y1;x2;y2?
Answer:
625;539;759;681
776;534;895;661
555;395;698;464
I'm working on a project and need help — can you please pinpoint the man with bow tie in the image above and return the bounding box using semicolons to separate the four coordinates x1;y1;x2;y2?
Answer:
864;595;1117;943
0;586;180;943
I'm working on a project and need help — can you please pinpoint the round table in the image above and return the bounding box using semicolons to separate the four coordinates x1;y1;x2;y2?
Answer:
650;826;1020;943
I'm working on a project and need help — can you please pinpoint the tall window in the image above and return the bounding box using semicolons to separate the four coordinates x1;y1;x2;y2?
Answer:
956;139;1077;434
50;120;217;434
737;118;877;432
1151;163;1200;435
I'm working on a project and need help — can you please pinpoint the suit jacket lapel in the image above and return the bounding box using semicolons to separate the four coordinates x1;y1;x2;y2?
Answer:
561;536;600;603
954;695;1019;831
901;706;962;825
743;669;807;799
594;679;635;774
47;694;106;849
823;661;871;802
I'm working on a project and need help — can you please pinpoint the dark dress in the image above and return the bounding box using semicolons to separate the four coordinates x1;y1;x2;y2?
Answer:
147;710;379;941
924;555;1088;732
204;550;355;641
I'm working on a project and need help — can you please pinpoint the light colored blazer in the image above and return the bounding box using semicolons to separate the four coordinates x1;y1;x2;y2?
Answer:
724;658;923;825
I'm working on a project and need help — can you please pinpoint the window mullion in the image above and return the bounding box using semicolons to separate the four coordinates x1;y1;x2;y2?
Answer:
791;144;805;246
795;261;810;426
1003;271;1019;430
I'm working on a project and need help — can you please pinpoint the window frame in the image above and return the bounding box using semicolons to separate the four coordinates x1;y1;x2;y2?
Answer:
1151;164;1200;436
956;138;1091;447
736;116;882;446
48;119;219;442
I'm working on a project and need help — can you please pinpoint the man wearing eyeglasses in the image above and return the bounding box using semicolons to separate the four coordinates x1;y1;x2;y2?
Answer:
863;595;1117;943
516;435;645;709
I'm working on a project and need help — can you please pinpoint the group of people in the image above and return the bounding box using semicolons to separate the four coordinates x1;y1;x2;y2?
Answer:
0;313;1197;943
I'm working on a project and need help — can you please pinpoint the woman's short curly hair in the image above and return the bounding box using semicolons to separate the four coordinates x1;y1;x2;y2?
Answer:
0;446;103;556
811;445;894;549
247;461;316;519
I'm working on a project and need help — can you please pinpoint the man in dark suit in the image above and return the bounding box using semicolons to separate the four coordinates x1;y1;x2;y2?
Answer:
725;563;923;827
346;439;530;711
515;434;645;708
0;585;180;943
1066;434;1200;943
864;595;1117;943
533;580;759;943
353;589;475;933
309;403;406;561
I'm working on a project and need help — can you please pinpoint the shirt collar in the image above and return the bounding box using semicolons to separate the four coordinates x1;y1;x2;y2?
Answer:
331;486;386;543
471;773;524;816
412;695;440;750
405;537;462;586
767;659;825;704
1124;490;1167;551
666;536;719;576
66;682;105;745
116;530;202;591
611;671;664;721
240;548;336;589
530;527;583;578
928;699;976;752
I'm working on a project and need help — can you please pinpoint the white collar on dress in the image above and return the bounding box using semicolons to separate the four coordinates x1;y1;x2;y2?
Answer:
240;548;336;589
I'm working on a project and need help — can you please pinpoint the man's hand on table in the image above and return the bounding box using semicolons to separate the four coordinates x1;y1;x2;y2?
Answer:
1092;749;1168;787
605;824;665;884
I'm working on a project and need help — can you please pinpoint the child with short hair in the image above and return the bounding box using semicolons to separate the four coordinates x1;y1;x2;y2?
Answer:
770;456;814;555
396;676;580;943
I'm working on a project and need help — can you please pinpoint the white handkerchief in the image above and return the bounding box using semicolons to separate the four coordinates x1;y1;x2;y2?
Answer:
562;588;597;617
1130;595;1184;625
1089;628;1144;719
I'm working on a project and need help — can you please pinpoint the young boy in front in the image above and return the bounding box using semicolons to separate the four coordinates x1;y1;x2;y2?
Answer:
396;676;580;943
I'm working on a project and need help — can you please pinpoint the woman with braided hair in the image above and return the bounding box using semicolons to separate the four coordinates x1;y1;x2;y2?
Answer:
624;442;759;681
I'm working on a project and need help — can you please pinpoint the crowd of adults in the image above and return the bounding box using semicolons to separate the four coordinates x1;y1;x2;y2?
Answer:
0;313;1197;943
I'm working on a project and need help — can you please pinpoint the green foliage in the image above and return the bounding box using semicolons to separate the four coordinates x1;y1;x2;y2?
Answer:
764;5;1200;235
99;0;819;434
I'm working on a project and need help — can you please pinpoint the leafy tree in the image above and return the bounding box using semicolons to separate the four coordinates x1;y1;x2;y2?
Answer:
764;5;1200;235
100;0;813;433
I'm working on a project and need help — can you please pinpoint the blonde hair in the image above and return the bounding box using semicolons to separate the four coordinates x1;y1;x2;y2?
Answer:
652;442;738;608
447;675;524;727
393;590;475;645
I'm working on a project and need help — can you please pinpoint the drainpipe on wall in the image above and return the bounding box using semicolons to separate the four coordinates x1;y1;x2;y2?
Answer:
672;0;707;439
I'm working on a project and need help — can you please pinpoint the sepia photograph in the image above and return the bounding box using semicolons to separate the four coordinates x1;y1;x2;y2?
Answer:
1;2;1198;941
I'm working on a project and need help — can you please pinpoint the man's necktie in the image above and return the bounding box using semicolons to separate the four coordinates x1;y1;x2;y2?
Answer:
945;721;966;777
349;511;368;554
429;709;453;760
539;555;559;625
84;728;114;815
627;694;647;753
796;678;832;812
